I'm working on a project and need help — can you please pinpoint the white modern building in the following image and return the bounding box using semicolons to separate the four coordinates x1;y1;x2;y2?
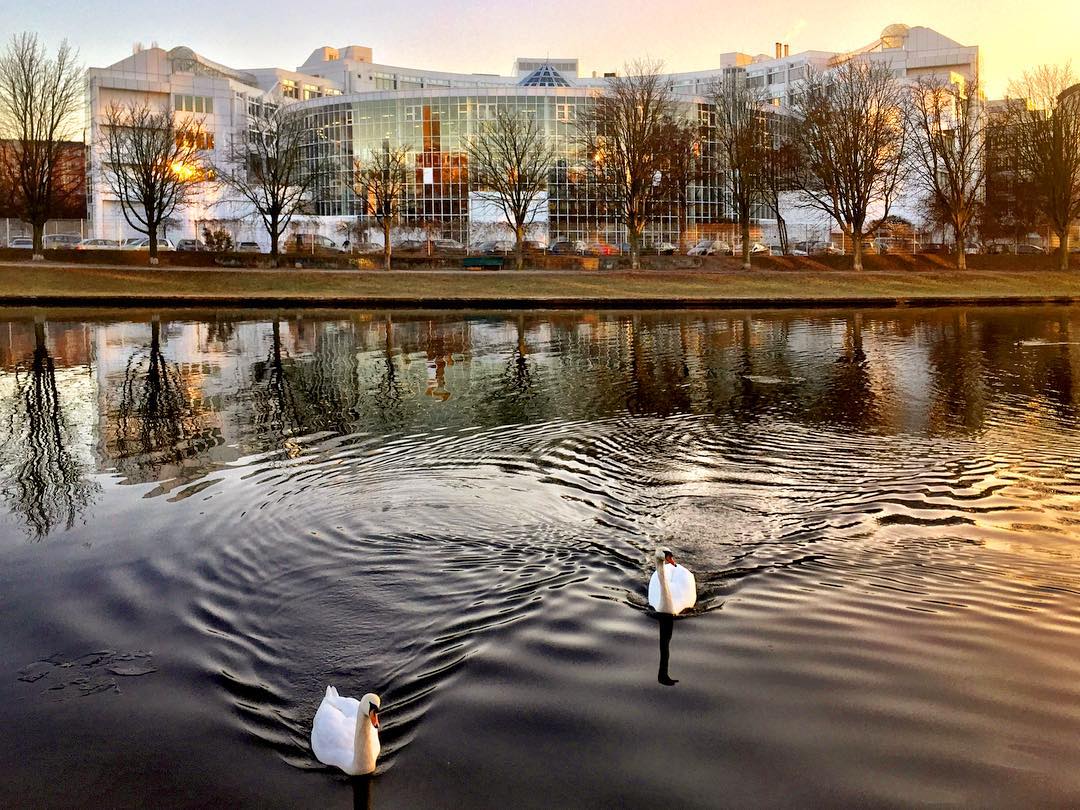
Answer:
84;24;979;249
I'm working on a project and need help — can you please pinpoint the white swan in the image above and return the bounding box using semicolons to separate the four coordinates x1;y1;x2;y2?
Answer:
311;686;381;776
648;548;696;615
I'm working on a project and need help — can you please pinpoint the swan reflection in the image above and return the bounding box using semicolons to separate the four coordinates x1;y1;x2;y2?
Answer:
657;614;679;686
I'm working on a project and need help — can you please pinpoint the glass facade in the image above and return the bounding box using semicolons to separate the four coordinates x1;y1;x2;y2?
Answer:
299;88;742;245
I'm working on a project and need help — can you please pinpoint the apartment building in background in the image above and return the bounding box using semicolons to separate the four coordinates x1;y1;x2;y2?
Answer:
84;24;979;249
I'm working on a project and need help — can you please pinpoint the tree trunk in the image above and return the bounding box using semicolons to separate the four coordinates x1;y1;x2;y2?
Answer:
629;227;641;271
270;215;280;267
383;221;392;271
1059;229;1071;272
148;227;159;266
740;217;751;270
515;223;525;271
776;214;789;256
31;221;45;261
851;231;864;271
678;198;688;253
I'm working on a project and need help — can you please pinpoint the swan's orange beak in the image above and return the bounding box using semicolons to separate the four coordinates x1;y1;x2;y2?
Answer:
369;709;380;729
665;554;677;566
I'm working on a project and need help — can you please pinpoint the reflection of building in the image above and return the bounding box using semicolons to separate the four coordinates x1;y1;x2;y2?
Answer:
85;25;979;247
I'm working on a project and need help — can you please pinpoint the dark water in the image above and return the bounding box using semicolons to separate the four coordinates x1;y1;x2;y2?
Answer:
1;307;1079;807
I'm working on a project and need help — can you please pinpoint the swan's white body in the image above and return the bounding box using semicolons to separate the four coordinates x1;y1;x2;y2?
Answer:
649;552;696;615
311;686;381;776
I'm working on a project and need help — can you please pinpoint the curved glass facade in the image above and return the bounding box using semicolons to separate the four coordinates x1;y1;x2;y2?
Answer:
299;88;736;245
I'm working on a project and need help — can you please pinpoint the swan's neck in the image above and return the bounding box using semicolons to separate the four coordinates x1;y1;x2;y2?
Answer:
656;558;674;613
352;713;377;773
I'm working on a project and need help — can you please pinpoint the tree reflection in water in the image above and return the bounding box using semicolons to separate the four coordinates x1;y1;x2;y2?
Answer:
112;320;212;479
0;322;98;539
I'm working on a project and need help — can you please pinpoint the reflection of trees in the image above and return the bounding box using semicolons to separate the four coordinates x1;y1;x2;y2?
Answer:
250;319;309;445
809;314;881;430
0;322;98;539
481;316;552;424
626;316;691;417
925;313;987;434
112;320;211;476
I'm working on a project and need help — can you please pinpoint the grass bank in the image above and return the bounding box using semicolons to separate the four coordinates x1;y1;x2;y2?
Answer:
2;262;1080;308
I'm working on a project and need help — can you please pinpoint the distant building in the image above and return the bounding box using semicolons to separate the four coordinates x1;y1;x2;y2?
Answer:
84;25;979;248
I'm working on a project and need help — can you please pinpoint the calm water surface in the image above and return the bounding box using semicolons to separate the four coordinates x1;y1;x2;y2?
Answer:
1;306;1078;807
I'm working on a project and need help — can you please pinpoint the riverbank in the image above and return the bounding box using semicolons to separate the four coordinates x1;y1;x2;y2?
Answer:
2;262;1080;308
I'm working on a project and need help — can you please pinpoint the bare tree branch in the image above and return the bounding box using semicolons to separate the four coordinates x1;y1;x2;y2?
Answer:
353;142;410;270
466;110;555;270
98;101;213;264
577;60;676;270
0;33;83;257
791;60;906;270
215;101;323;265
1003;63;1080;269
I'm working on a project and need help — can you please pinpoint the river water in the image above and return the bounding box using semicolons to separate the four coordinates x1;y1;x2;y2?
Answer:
1;306;1078;807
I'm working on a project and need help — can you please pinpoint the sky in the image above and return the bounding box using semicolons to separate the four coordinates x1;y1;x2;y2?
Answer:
8;0;1079;97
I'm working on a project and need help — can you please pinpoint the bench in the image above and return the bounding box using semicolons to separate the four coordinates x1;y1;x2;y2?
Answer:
462;255;504;270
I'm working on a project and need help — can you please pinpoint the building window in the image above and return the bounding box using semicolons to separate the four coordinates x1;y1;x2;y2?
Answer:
176;131;215;150
174;95;214;114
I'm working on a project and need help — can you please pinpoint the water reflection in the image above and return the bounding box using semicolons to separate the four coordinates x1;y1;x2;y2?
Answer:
109;319;219;483
0;321;98;538
0;306;1078;537
657;614;678;686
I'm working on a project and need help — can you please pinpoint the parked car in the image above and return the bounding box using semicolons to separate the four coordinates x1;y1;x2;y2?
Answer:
7;237;33;249
523;240;546;251
687;239;732;256
43;233;83;248
124;237;176;251
75;238;121;250
176;238;207;252
291;234;344;254
433;238;466;253
917;242;947;254
475;240;515;254
813;242;843;256
549;240;587;255
121;237;145;248
237;241;261;252
394;239;427;251
1015;243;1046;255
623;241;677;255
586;241;619;256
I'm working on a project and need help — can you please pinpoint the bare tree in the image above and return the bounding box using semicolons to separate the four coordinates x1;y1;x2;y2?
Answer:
656;119;700;253
791;60;906;270
762;125;797;255
711;73;769;268
578;60;676;270
466;110;555;271
1004;64;1080;270
905;77;987;269
0;33;83;259
98;101;212;264
353;141;410;270
216;102;322;266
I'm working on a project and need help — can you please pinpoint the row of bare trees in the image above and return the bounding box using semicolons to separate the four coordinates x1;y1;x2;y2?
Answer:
4;30;1075;272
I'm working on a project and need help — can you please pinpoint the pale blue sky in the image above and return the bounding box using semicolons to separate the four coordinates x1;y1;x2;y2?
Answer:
8;0;1078;96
